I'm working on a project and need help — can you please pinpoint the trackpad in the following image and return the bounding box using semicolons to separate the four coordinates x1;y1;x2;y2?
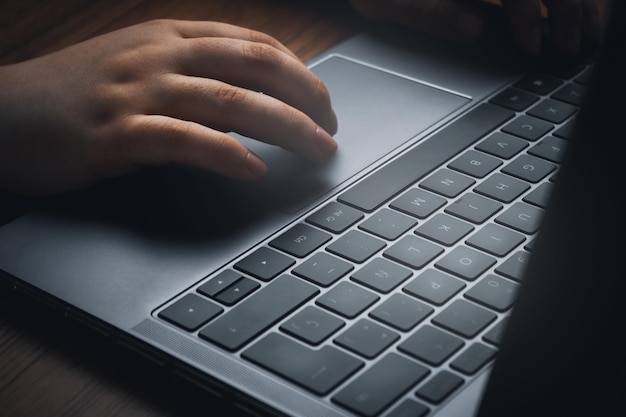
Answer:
235;56;470;213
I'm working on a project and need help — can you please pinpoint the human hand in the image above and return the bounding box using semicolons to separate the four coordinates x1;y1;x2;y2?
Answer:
0;20;338;196
349;0;603;57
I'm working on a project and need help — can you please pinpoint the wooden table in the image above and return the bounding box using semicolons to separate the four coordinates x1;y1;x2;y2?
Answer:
0;2;363;416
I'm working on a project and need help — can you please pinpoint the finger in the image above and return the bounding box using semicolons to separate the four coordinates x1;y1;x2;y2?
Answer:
349;0;486;43
168;19;300;60
119;114;268;180
174;36;337;136
500;0;544;55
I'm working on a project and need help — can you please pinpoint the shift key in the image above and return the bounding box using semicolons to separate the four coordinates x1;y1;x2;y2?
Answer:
199;275;319;351
243;333;364;395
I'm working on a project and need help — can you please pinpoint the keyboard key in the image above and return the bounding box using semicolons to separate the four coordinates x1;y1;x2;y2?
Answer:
307;201;364;233
450;343;497;375
280;306;345;345
398;325;464;365
495;202;544;234
445;193;503;224
387;399;430;417
234;247;295;281
243;332;363;395
528;136;568;163
351;257;412;293
483;319;508;347
403;269;466;306
552;82;587;106
420;168;475;198
316;281;379;319
327;230;386;263
465;223;525;256
383;235;444;269
199;275;318;351
523;182;554;208
390;188;446;219
448;150;503;178
489;87;539;111
158;294;223;331
553;118;577;139
474;172;530;203
338;104;513;212
502;154;556;183
369;293;433;331
269;223;331;258
515;74;562;95
197;269;242;298
334;318;400;359
292;252;353;287
415;213;474;246
528;98;577;123
432;299;496;338
435;246;496;281
359;208;417;241
465;275;519;312
333;353;430;417
476;132;528;159
502;115;553;141
495;250;531;282
416;371;464;404
214;277;260;306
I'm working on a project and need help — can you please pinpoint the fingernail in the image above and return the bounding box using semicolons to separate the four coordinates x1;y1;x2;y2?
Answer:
316;127;338;159
245;152;267;178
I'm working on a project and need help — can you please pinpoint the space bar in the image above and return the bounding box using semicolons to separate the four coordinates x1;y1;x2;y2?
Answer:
338;103;514;212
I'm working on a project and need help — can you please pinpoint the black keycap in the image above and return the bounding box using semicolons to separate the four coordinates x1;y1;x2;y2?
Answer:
502;154;556;183
351;257;412;293
435;246;496;281
333;353;430;417
334;318;400;359
292;252;353;287
159;294;223;331
327;230;386;263
445;193;503;224
280;306;345;345
464;274;520;312
528;136;568;163
316;281;379;319
386;399;430;417
269;223;331;258
243;332;363;395
552;82;587;106
489;87;539;111
415;213;474;246
338;104;514;212
369;293;433;331
474;172;530;203
523;182;554;208
476;132;528;159
398;325;464;366
465;223;525;257
515;74;563;95
432;299;497;338
384;235;444;269
197;269;242;298
495;250;531;282
390;188;447;219
495;202;544;234
214;277;260;306
528;98;577;124
448;150;503;178
403;269;466;306
307;201;364;233
420;168;475;198
416;371;464;404
502;115;553;141
234;247;295;281
483;319;508;347
359;208;417;240
450;343;497;375
199;275;318;351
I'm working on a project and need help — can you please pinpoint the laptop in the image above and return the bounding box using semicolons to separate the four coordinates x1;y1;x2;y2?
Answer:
0;2;623;416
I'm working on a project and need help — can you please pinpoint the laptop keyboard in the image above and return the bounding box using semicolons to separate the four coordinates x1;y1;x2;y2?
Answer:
156;60;590;417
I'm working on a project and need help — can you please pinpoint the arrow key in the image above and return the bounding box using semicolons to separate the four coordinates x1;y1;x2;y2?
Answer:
215;277;260;306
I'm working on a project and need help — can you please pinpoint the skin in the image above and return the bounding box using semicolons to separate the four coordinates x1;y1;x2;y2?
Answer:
348;0;603;56
0;20;338;196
